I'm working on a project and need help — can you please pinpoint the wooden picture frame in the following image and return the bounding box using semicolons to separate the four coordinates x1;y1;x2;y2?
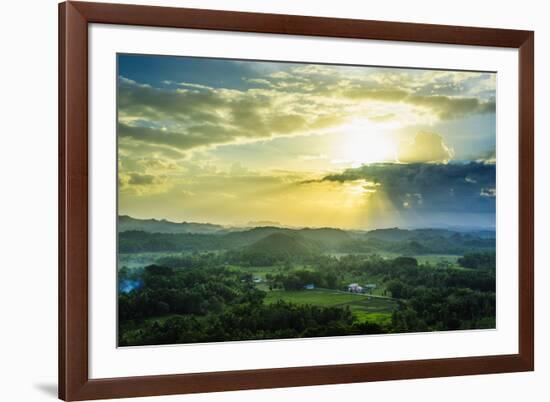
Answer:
59;1;534;400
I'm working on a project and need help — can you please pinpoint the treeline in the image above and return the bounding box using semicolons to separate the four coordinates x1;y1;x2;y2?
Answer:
309;253;496;331
458;252;496;269
225;249;292;267
118;251;497;345
339;236;495;255
267;269;340;290
357;254;495;331
121;301;384;346
330;254;495;293
392;287;495;332
119;264;253;321
118;264;385;346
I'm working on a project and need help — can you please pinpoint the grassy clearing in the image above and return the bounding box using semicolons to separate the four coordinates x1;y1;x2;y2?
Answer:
265;289;368;306
265;288;397;324
415;254;459;265
346;297;397;324
414;254;477;271
351;310;393;326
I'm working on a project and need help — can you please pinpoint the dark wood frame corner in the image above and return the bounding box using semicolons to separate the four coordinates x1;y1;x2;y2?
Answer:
59;1;534;400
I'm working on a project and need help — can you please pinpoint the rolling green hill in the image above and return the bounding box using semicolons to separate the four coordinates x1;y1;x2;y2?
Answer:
298;228;352;249
246;232;321;257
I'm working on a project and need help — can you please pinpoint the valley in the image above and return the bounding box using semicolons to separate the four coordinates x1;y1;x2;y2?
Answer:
118;216;496;346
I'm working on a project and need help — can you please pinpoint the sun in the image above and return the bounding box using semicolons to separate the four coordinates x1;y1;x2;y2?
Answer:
336;119;397;167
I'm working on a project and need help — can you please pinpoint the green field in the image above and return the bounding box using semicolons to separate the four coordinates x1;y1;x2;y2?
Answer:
413;254;479;271
265;288;397;324
414;254;459;265
265;289;366;305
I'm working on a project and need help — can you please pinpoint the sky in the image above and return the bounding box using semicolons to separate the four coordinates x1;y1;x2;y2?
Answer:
117;54;496;230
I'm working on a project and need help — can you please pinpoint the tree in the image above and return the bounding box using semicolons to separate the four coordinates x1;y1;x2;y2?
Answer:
387;280;407;299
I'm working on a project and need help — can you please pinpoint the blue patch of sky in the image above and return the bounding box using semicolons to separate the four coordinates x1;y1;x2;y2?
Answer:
396;113;496;161
436;114;496;161
118;53;296;90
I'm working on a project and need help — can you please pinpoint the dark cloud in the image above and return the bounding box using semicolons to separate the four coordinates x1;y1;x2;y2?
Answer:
322;162;495;213
118;122;236;150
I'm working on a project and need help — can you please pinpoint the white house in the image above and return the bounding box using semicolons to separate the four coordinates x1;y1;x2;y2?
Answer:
347;283;363;293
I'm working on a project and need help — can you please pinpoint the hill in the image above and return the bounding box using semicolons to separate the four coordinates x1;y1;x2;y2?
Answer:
117;216;496;256
222;226;290;248
364;228;413;242
228;232;322;265
298;228;352;249
118;215;225;234
246;232;321;257
222;226;352;250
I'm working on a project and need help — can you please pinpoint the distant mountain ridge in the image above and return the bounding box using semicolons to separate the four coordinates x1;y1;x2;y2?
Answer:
118;215;225;234
118;216;495;255
364;227;496;242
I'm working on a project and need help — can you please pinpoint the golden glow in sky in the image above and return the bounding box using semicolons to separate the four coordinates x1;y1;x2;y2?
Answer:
117;55;497;229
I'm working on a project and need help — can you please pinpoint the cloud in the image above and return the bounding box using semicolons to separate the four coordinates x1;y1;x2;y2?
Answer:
341;87;409;102
408;95;495;119
414;72;496;98
118;139;188;160
137;158;178;173
117;64;496;154
475;149;496;164
118;77;333;151
398;132;454;163
321;162;496;213
118;122;236;150
480;188;496;197
119;172;169;195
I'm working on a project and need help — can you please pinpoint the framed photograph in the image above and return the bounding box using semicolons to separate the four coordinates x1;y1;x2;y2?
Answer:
59;1;534;400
